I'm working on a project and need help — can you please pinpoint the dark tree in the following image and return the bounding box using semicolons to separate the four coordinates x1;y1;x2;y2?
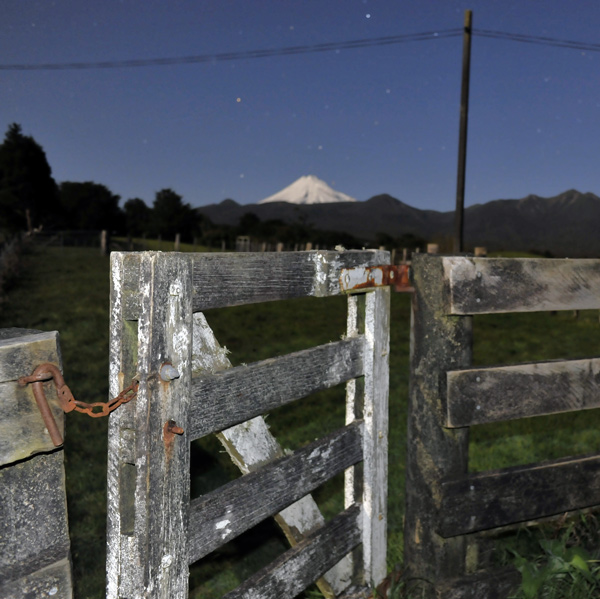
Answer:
151;188;194;240
0;123;59;234
123;198;152;237
59;181;122;231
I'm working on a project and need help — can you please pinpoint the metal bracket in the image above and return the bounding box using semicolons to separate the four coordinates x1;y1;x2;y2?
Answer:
339;264;413;293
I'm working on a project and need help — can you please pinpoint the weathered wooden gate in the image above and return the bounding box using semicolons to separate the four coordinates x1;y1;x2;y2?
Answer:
404;254;600;598
107;250;390;598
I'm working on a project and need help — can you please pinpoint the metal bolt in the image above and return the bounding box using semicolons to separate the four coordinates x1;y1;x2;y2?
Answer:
160;364;180;381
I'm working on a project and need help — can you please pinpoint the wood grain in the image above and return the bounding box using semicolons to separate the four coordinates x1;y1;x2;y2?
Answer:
443;256;600;315
447;357;600;427
440;453;600;537
189;336;365;440
188;421;363;563
223;505;362;599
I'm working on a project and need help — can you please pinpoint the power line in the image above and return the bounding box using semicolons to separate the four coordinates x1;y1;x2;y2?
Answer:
0;29;462;71
474;29;600;53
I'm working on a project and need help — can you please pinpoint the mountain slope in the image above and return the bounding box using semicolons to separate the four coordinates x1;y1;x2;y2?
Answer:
197;189;600;257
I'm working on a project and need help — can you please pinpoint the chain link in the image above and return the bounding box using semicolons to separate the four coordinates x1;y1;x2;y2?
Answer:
19;363;138;447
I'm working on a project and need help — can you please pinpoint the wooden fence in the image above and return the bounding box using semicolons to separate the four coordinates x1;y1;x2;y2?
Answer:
107;250;391;598
0;329;72;599
404;254;600;598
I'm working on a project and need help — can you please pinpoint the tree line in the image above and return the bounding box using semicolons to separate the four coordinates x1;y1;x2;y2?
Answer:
0;123;424;251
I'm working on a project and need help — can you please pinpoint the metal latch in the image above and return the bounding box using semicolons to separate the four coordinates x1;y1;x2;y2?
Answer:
339;264;413;293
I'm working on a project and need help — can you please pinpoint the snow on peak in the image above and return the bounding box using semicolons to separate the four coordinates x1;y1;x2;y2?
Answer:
258;175;357;205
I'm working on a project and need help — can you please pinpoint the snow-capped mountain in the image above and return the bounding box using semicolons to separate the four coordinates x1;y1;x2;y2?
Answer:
258;175;357;205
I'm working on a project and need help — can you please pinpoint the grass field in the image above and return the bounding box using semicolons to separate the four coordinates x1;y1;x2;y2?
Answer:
2;242;600;598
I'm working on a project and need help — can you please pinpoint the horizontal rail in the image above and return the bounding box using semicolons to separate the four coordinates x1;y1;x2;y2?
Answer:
223;504;361;599
440;453;600;537
192;250;389;310
442;257;600;315
188;421;364;563
223;504;362;599
189;337;365;440
446;357;600;427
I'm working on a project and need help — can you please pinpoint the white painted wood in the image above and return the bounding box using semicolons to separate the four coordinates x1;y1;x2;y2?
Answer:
443;257;600;314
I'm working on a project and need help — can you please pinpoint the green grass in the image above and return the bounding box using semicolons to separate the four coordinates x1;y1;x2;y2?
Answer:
2;243;600;598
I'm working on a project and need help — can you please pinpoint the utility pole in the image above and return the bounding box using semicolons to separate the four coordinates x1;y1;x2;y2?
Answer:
453;9;472;254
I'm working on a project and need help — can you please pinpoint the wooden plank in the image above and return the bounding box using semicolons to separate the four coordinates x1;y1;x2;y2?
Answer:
404;254;471;590
443;256;600;315
107;253;142;599
192;312;353;598
188;421;363;563
0;329;64;465
440;453;600;537
447;357;600;427
191;250;389;311
223;504;362;599
0;557;73;599
0;451;72;592
107;252;194;599
360;287;390;586
188;336;365;440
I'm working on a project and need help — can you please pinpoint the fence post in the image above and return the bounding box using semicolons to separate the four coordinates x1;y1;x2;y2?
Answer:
0;328;73;598
403;254;472;595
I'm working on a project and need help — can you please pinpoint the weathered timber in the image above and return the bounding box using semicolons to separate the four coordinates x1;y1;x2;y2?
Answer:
192;311;353;597
434;568;520;599
0;451;72;598
443;257;600;315
0;329;64;464
107;252;193;599
447;357;600;427
360;287;390;586
223;504;362;599
188;336;365;440
0;328;72;598
440;453;600;537
191;250;388;311
404;254;472;594
106;253;142;599
188;421;363;563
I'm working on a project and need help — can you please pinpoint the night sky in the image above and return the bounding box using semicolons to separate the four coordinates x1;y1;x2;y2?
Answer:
2;1;599;211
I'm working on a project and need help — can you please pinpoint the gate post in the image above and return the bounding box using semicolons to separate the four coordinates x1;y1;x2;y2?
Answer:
0;328;73;599
107;253;193;598
403;254;472;595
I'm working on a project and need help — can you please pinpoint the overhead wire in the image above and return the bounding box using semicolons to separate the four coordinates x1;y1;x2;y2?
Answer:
1;27;597;72
0;29;462;71
474;29;600;53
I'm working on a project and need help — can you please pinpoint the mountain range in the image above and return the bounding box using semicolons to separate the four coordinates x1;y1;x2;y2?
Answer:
196;180;600;257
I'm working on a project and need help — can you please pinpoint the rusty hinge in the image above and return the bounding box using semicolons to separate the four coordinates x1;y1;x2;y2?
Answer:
339;264;413;293
18;363;138;447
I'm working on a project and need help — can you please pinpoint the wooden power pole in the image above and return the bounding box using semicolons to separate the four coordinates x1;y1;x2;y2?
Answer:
453;9;472;254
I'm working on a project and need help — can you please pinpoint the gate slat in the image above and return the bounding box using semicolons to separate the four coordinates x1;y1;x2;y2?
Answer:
223;504;362;599
447;357;600;427
192;250;388;311
442;257;600;315
440;453;600;537
189;337;365;440
188;421;363;563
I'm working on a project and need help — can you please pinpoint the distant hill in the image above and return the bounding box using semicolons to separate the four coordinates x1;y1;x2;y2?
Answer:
196;189;600;257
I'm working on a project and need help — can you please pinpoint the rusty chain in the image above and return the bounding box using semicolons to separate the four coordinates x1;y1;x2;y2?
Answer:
18;362;138;446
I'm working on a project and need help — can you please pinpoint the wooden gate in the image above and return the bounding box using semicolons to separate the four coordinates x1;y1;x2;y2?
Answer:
107;250;390;598
404;254;600;598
